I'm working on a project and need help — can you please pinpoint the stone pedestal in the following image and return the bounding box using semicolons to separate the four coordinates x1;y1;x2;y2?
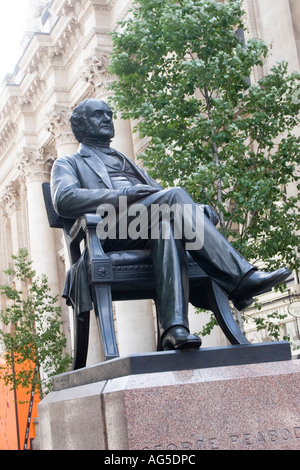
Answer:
37;342;300;450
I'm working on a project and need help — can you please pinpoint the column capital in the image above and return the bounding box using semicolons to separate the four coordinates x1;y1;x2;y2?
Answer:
18;147;55;183
82;48;114;93
0;181;21;218
46;104;77;147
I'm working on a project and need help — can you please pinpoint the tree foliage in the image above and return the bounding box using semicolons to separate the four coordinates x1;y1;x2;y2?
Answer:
0;249;72;397
197;306;291;345
109;0;300;272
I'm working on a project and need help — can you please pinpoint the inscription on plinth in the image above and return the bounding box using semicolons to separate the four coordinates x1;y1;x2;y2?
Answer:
142;426;300;450
103;360;300;450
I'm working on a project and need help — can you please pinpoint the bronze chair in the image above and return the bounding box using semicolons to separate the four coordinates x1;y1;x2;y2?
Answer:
42;182;249;369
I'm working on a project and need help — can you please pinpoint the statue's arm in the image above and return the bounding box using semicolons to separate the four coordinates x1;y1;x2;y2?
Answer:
50;157;125;219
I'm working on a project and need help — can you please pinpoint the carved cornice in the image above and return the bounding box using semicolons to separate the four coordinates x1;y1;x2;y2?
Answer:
25;46;49;76
46;105;77;146
0;120;19;155
58;0;85;17
49;17;82;58
59;0;115;18
20;76;47;109
0;96;20;121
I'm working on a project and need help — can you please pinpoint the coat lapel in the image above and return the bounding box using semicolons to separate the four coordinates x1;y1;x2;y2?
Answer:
77;143;160;190
78;144;113;189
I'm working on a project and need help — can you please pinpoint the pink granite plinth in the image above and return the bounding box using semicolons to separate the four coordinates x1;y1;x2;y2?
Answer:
103;360;300;450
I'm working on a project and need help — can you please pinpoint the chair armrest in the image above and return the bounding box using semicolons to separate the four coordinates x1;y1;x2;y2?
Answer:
81;214;104;229
69;214;110;261
69;213;102;239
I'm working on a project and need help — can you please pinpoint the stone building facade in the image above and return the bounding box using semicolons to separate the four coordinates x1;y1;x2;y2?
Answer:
0;0;299;364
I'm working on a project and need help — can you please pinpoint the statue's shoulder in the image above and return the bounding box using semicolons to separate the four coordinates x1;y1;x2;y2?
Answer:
54;151;80;167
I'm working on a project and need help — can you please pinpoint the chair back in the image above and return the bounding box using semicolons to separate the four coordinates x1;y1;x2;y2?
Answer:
42;182;80;260
42;182;65;229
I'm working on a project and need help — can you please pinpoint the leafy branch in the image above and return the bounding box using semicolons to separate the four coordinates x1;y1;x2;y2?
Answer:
0;249;72;399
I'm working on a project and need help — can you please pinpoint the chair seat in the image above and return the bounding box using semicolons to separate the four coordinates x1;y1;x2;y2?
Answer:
107;249;201;268
106;249;207;287
108;249;152;266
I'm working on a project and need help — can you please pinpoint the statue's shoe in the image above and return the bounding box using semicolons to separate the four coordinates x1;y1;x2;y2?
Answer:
230;267;291;311
161;326;202;350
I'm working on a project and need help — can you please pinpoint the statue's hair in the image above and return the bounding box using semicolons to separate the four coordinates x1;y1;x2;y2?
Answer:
70;99;93;143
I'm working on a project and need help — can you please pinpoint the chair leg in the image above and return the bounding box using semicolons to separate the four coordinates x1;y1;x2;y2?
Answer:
72;311;90;370
207;281;250;345
91;284;119;360
154;300;163;351
190;280;250;345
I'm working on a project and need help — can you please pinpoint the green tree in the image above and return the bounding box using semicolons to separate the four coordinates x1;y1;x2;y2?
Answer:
109;0;300;274
0;249;72;398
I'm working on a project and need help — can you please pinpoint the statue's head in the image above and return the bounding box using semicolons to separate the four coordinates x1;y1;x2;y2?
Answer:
70;99;115;144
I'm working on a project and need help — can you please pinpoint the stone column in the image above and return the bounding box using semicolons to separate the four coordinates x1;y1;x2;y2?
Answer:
0;199;13;284
0;181;27;310
289;0;300;66
2;181;23;255
250;0;299;73
18;148;60;296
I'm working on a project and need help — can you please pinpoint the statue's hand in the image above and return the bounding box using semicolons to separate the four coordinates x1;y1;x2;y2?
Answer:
202;205;219;226
123;185;159;202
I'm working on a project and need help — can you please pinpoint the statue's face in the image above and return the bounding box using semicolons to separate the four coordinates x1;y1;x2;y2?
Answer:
83;100;115;142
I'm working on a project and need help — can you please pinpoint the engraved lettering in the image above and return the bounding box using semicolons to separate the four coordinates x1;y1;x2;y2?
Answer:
195;439;205;450
281;429;291;441
294;427;300;438
167;443;177;450
181;441;192;450
208;437;219;449
142;425;300;450
257;432;266;444
243;433;253;446
268;430;278;442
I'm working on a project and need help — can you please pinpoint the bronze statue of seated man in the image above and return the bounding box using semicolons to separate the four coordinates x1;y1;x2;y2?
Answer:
50;99;291;350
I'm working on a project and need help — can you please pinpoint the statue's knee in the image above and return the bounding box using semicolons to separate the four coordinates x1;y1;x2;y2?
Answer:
163;187;190;204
